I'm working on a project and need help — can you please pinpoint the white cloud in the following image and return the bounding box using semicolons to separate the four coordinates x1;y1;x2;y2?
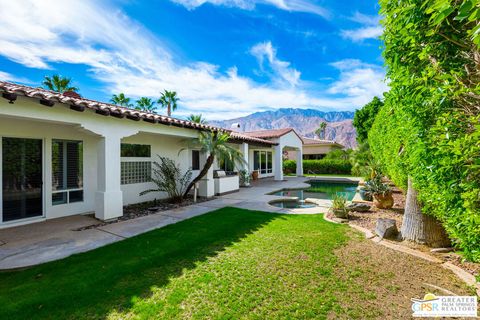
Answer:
170;0;330;18
0;71;31;83
329;59;388;107
0;0;385;120
250;41;300;87
341;27;383;42
341;12;383;42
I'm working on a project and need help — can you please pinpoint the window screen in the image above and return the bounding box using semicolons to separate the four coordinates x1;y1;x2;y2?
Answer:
52;140;83;205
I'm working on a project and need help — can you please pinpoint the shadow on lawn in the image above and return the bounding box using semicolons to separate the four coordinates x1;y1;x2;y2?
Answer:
0;207;280;320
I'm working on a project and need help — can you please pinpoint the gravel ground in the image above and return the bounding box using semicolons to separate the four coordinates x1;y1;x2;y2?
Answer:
344;187;480;280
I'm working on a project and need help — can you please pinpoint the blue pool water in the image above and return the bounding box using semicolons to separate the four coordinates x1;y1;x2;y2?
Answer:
270;180;358;201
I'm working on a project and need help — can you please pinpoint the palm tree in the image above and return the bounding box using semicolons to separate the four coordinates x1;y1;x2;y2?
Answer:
110;93;133;107
42;74;78;93
186;114;207;124
157;90;179;117
183;132;244;197
135;97;157;113
315;122;327;140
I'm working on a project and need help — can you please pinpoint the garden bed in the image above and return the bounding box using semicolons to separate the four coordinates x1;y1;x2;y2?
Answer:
333;187;480;280
75;196;213;231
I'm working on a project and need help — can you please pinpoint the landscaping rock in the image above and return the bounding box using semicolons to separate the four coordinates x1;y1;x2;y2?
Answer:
346;203;371;212
375;218;398;240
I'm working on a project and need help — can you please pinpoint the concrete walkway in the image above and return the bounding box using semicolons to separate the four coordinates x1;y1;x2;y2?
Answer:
0;176;353;269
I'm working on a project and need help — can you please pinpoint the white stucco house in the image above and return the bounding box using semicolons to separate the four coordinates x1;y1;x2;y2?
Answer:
286;137;344;160
0;81;303;228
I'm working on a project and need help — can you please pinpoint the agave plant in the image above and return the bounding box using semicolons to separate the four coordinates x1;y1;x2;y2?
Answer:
363;175;391;197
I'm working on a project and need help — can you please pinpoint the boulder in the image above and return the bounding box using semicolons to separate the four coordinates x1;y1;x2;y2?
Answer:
375;218;398;239
346;203;371;212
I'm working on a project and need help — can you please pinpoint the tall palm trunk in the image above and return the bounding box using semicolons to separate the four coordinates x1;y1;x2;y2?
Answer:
401;177;450;247
183;153;215;197
167;103;171;117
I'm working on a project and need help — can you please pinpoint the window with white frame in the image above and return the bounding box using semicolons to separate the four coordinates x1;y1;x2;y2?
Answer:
120;143;152;185
253;150;273;174
52;140;83;205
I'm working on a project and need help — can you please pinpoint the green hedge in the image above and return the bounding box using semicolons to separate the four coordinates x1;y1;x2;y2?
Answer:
283;159;352;175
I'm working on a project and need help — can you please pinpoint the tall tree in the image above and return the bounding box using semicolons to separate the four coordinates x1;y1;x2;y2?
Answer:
353;96;383;143
42;74;78;93
186;114;207;124
110;93;133;108
158;90;179;117
183;132;244;197
315;122;327;140
135;97;157;113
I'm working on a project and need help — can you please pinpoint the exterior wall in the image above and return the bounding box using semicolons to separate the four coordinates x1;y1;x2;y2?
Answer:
120;133;196;206
287;144;339;160
0;96;206;226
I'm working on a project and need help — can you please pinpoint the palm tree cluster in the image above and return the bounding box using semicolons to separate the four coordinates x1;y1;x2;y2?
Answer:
42;75;181;115
110;90;179;115
42;74;78;93
186;114;207;124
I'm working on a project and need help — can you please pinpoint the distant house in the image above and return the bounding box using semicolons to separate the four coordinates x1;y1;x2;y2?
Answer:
286;137;343;160
0;81;303;228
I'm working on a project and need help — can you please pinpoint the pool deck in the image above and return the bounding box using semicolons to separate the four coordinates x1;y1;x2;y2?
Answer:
0;176;361;269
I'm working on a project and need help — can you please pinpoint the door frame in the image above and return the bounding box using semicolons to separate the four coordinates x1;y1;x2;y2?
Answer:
0;135;46;227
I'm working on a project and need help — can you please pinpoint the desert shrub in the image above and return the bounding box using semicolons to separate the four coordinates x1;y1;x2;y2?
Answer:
140;155;192;203
324;149;352;161
283;160;296;174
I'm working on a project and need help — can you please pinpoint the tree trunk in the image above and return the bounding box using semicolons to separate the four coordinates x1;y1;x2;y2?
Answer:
167;103;171;117
400;177;450;247
183;153;215;198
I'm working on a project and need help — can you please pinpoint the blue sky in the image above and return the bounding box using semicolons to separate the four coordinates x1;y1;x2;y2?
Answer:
0;0;386;120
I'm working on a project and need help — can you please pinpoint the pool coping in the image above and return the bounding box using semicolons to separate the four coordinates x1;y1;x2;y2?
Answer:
265;176;362;215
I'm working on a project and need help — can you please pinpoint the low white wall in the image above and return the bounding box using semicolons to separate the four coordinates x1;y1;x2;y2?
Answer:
214;176;239;195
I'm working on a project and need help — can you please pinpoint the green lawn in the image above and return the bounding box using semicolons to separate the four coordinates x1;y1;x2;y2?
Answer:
0;207;472;319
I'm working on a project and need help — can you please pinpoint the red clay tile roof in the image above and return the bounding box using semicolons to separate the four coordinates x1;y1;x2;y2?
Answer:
302;137;343;148
0;81;275;146
243;128;298;139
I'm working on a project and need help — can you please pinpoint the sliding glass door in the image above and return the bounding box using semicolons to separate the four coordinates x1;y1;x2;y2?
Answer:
2;137;43;222
253;150;273;175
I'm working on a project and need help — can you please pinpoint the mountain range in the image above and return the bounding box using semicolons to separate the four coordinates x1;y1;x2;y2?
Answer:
210;108;357;149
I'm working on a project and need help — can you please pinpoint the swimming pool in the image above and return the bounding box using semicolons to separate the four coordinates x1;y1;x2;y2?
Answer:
270;180;358;201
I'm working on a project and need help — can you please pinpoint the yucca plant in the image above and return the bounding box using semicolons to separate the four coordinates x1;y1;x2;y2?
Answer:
140;155;192;203
331;194;348;219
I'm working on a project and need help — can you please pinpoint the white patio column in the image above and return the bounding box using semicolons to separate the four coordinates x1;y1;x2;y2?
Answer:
95;135;123;221
274;144;284;181
239;142;249;171
296;148;303;176
198;152;215;197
